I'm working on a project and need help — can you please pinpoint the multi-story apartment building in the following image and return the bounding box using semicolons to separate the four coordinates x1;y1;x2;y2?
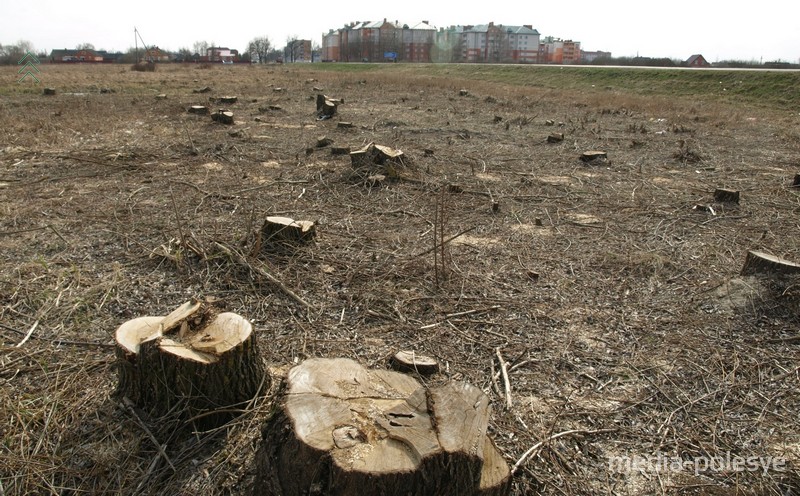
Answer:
322;20;437;62
460;22;540;63
539;38;581;64
323;20;589;65
285;39;312;62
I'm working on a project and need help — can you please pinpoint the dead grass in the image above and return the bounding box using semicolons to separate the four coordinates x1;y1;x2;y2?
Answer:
1;63;800;495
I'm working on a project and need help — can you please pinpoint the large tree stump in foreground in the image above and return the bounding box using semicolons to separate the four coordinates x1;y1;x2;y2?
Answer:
115;299;266;428
252;358;510;496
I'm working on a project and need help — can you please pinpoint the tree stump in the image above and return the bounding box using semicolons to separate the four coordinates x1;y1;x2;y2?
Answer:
188;105;209;115
252;358;510;496
219;95;238;104
350;142;406;178
714;188;740;203
43;87;56;96
390;350;440;375
114;299;265;428
792;173;800;187
547;133;564;143
212;110;234;124
580;150;607;163
316;94;343;118
741;250;800;276
258;216;316;252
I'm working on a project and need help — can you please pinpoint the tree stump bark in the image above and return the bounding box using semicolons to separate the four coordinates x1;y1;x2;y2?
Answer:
114;299;266;428
188;105;209;115
714;188;740;203
741;250;800;276
350;142;406;178
580;150;607;163
252;358;510;496
258;216;316;252
212;110;235;124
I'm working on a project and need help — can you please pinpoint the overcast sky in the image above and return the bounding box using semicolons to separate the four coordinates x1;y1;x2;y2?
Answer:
2;0;798;62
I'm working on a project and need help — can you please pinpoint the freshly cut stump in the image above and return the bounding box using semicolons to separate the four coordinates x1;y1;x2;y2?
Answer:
115;299;265;428
252;358;510;496
350;142;406;179
259;216;316;251
580;150;607;163
188;105;210;115
741;250;800;276
714;188;740;203
316;94;342;118
390;350;440;375
212;110;235;124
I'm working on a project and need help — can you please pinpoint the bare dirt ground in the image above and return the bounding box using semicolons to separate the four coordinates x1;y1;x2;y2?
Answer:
2;63;800;495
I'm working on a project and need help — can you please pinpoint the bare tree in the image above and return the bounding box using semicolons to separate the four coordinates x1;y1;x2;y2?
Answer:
176;47;193;62
192;40;209;57
285;35;300;63
311;40;321;62
76;43;95;51
248;36;272;64
0;40;35;64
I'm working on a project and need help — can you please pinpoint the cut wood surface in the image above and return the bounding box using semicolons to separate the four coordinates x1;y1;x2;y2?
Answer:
741;250;800;276
316;94;342;118
390;350;440;375
259;216;316;250
252;357;510;496
350;142;406;178
115;299;265;427
188;105;209;115
580;150;607;162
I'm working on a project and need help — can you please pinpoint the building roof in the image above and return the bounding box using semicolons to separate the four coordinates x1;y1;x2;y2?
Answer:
407;21;436;31
507;25;540;35
463;24;539;35
348;19;437;31
50;49;78;58
686;54;707;64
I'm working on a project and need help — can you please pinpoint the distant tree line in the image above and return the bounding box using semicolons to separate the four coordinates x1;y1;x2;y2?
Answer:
587;55;799;69
0;40;42;64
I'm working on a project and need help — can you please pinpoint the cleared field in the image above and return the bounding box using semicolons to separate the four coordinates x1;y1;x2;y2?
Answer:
1;63;799;495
